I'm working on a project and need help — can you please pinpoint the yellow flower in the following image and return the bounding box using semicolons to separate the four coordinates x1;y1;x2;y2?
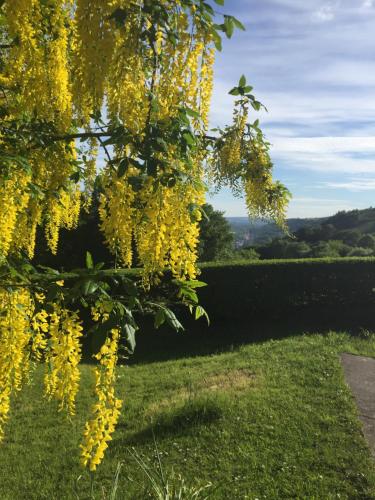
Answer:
44;306;83;415
80;329;122;470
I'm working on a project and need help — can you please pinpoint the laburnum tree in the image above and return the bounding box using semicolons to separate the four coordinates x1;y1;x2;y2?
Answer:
0;0;290;470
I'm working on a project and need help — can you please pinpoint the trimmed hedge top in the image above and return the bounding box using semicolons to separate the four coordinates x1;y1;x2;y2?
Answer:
199;256;375;269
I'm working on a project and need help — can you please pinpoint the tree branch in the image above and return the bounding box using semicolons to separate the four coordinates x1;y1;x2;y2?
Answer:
51;131;111;142
50;129;220;149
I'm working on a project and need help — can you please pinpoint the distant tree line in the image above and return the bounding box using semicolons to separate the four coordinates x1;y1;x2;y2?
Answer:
244;208;375;260
33;202;238;269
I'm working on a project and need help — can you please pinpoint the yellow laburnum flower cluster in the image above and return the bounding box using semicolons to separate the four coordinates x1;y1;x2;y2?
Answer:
0;173;30;257
0;0;288;472
244;175;290;229
212;101;290;225
44;306;83;415
80;327;122;471
0;288;85;439
31;309;49;362
5;0;72;127
2;0;80;258
2;0;215;281
134;178;205;282
199;46;216;128
0;150;81;258
89;5;214;281
98;171;137;269
218;107;248;178
0;288;34;440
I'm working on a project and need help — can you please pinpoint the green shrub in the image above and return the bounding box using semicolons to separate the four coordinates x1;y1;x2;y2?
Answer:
348;247;374;257
198;257;375;320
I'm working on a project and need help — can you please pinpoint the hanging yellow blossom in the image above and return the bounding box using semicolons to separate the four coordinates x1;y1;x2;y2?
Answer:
80;328;122;471
0;0;289;472
0;288;34;440
44;306;83;415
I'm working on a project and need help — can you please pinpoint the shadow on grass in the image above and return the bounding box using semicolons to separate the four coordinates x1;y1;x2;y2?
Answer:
126;304;375;365
113;398;224;447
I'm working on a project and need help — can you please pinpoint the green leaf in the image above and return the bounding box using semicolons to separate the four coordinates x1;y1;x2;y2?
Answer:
224;16;234;38
211;30;222;51
86;251;93;270
184;107;201;119
195;305;210;326
37;265;60;275
232;16;245;31
164;308;184;332
81;280;99;296
108;7;128;26
123;323;136;354
228;87;240;96
251;101;261;111
70;171;81;183
153;305;184;332
213;0;224;5
239;74;246;87
154;137;168;152
128;175;146;192
202;2;214;15
184;280;208;289
183;131;195;146
154;308;165;328
118;158;129;177
179;287;198;304
160;173;177;188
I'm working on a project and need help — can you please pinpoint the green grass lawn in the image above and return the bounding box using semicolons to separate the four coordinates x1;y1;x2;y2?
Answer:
1;331;375;499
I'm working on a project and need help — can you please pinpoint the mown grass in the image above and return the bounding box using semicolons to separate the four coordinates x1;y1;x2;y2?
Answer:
1;330;375;499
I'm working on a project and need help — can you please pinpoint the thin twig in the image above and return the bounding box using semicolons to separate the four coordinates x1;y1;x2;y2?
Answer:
97;136;112;163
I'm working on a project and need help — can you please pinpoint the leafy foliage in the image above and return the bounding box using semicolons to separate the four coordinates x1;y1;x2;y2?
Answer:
236;207;375;260
198;204;234;262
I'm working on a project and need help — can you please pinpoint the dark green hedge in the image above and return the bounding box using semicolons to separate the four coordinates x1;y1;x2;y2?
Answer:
198;257;375;319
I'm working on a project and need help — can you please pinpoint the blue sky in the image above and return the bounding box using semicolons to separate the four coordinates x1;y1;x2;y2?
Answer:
208;0;375;218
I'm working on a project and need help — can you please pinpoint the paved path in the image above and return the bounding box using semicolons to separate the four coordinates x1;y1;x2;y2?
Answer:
341;353;375;456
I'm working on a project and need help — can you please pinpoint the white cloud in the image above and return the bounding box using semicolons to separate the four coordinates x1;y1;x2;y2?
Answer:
323;178;375;191
311;60;375;87
313;5;335;22
363;0;374;8
275;152;375;174
313;4;337;22
269;136;375;174
261;92;375;128
271;136;375;154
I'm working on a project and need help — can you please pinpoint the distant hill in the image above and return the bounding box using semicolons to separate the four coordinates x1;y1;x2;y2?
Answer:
227;216;326;247
326;208;375;233
228;207;375;248
228;208;375;260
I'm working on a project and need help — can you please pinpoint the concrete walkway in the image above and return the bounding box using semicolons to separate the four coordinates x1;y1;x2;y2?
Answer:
341;353;375;457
